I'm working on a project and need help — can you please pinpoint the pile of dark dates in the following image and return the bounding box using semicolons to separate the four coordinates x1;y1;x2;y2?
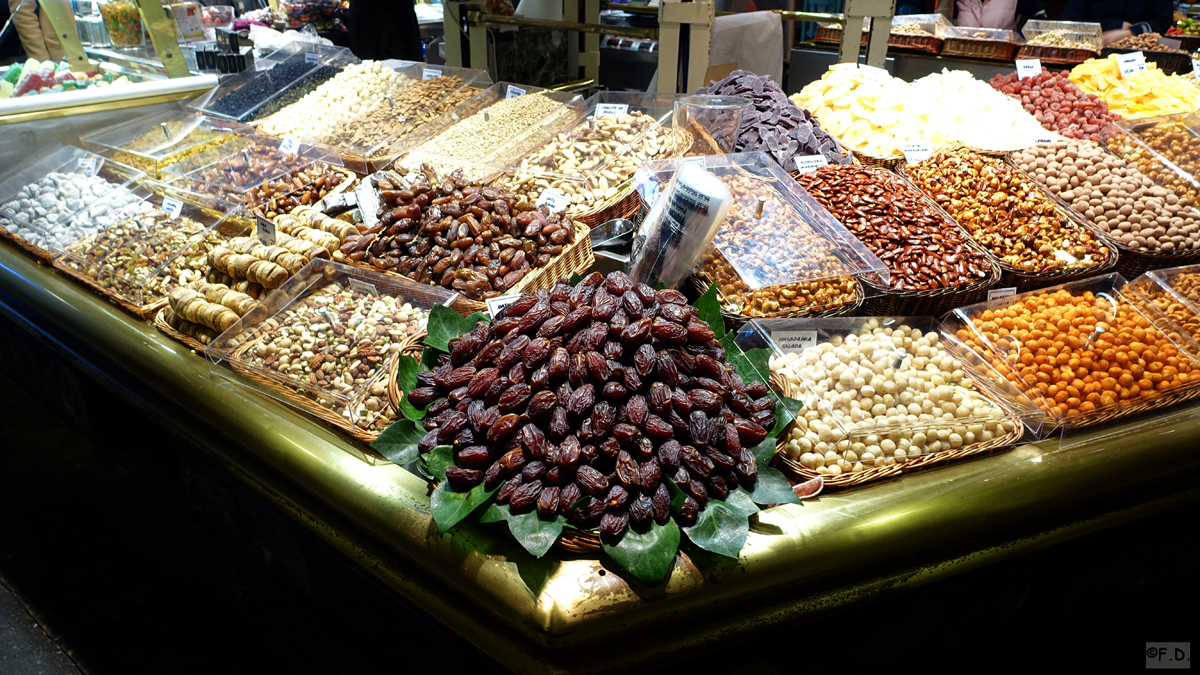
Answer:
340;165;577;301
409;271;777;538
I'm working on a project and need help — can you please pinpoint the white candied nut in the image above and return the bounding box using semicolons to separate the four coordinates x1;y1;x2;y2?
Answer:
769;323;1009;473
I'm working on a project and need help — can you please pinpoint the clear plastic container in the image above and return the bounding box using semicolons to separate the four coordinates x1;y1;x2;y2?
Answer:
191;43;352;122
944;26;1021;42
324;63;492;170
1099;121;1200;208
942;26;1023;60
488;91;684;217
201;5;233;41
942;272;1200;433
0;144;145;253
389;82;584;183
55;182;245;312
206;259;459;430
890;14;950;36
1021;19;1102;52
745;316;1044;473
1113;112;1200;180
80;110;250;179
630;152;888;316
1127;265;1200;350
97;0;144;49
163;137;349;220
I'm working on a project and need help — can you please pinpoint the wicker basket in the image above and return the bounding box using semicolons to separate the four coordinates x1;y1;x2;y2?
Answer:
1172;34;1200;54
774;413;1024;488
228;332;398;444
898;158;1120;293
0;228;53;263
815;25;868;47
387;331;427;418
153;307;214;353
53;260;169;320
1102;47;1192;76
1015;43;1098;66
887;33;943;54
1005;150;1200;279
942;36;1020;61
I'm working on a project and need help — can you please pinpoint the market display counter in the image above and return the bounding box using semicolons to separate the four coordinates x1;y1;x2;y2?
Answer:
4;239;1200;674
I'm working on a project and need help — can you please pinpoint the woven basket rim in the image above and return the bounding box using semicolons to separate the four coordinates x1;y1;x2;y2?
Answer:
0;227;54;262
53;258;168;320
153;307;211;353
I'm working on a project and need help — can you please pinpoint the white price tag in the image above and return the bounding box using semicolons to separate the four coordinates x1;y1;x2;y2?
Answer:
1117;52;1147;78
279;137;300;155
423;68;440;79
485;294;523;318
76;157;98;177
1193;59;1200;74
594;103;629;118
1034;136;1056;144
349;278;379;297
771;330;818;352
793;155;829;173
535;189;571;213
1015;58;1041;79
362;59;375;66
901;141;932;164
255;215;276;245
161;197;183;218
858;64;889;82
987;287;1017;301
506;85;527;99
171;4;204;40
305;52;320;64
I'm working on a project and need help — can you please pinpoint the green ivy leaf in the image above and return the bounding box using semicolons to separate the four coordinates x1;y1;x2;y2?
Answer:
666;477;687;514
568;272;584;287
425;304;489;352
682;500;748;559
693;282;725;340
480;503;565;558
749;437;777;466
720;331;773;387
394;354;430;420
742;466;801;506
371;418;427;465
430;481;497;534
773;395;803;437
652;281;665;291
425;445;454;482
724;487;760;519
602;518;680;585
420;345;444;372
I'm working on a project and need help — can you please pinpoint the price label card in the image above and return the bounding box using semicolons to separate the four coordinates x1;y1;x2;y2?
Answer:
279;137;300;155
423;68;440;79
305;51;320;64
349;278;379;297
1015;58;1041;79
901;141;932;164
171;4;204;40
793;155;829;173
987;287;1017;301
161;197;183;218
485;294;523;318
1193;59;1200;74
1117;51;1147;78
506;85;527;99
76;157;98;177
771;330;818;352
255;215;276;246
1034;135;1056;144
594;103;629;118
536;189;571;213
858;64;889;82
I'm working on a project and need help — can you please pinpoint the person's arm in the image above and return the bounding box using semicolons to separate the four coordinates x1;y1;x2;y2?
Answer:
1128;0;1173;35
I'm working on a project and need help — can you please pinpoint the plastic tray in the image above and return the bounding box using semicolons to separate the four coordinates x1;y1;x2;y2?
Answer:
487;92;684;219
1100;121;1200;211
0;144;146;258
632;152;888;317
942;272;1200;432
54;182;244;314
191;43;352;122
1102;46;1192;76
161;135;343;199
1022;19;1102;52
746;316;1043;477
325;63;493;172
1126;265;1200;349
1113;112;1200;179
389;82;585;182
79;109;249;179
205;259;458;429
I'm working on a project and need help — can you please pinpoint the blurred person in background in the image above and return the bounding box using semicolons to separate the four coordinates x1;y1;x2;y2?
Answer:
919;0;1047;29
347;0;423;61
7;0;62;62
1061;0;1172;45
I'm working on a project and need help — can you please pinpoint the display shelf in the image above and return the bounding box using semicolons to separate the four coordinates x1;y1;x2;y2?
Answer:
3;227;1200;674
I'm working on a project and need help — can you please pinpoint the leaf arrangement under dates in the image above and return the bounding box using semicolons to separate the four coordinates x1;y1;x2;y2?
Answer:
373;272;801;584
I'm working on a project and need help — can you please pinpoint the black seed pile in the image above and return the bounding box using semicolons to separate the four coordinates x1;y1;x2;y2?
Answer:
208;59;320;120
411;271;778;539
247;65;342;122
